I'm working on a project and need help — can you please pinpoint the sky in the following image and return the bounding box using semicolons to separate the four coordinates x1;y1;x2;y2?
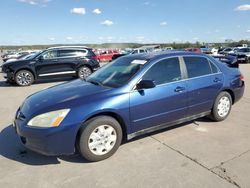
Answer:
0;0;250;45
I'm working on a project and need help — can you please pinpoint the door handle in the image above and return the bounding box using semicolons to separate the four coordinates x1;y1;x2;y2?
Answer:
175;86;186;92
213;78;221;82
52;59;58;62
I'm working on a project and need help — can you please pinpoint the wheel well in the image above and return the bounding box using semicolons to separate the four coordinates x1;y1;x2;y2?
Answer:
75;112;128;150
223;89;235;104
15;68;36;79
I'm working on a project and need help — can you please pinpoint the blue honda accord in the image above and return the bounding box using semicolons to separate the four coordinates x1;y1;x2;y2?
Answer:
14;51;244;161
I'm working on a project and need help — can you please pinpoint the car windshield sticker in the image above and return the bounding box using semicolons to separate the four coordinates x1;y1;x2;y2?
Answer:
131;60;147;65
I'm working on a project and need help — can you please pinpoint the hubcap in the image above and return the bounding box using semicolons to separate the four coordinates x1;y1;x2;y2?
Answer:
79;67;92;79
217;96;230;117
88;125;117;156
16;72;32;86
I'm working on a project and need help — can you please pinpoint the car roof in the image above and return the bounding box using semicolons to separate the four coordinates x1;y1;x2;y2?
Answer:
126;51;208;61
47;46;92;50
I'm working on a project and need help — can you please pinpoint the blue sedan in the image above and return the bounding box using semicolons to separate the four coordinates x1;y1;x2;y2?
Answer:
14;51;245;161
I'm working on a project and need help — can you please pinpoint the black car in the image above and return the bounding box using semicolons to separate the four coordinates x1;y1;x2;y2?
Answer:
2;46;100;86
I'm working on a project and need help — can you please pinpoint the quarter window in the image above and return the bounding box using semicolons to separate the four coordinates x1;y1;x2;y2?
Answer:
142;57;182;85
184;57;212;78
209;61;219;73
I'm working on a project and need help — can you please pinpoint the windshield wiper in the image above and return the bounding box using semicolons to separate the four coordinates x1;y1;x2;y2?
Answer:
88;80;103;86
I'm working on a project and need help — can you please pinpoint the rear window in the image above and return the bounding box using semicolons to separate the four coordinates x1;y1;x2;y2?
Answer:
87;49;96;56
184;56;212;78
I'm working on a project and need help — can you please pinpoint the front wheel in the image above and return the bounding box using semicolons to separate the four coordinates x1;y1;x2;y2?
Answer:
77;66;92;80
210;92;232;121
15;70;34;86
78;116;122;162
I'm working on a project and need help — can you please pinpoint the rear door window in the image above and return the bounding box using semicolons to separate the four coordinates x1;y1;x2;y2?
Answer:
58;50;76;57
183;56;212;78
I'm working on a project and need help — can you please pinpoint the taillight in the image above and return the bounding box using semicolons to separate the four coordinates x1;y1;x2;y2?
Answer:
240;74;244;81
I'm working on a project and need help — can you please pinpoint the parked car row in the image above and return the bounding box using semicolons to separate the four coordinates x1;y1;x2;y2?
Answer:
2;50;40;63
216;47;250;64
1;44;249;86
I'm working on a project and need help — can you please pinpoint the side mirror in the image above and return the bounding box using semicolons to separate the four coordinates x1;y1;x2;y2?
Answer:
37;56;44;61
136;80;156;90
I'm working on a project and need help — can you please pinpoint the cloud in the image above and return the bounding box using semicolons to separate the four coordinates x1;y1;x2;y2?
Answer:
70;8;86;15
247;30;250;33
66;37;73;40
17;0;51;5
160;21;167;26
93;8;101;14
135;36;145;42
48;37;55;41
100;20;114;26
235;4;250;11
144;2;150;5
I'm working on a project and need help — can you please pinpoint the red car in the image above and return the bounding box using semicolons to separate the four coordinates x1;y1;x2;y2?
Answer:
96;50;119;62
185;48;202;53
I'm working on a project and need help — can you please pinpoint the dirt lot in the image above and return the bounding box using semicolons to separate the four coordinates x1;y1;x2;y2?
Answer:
0;59;249;188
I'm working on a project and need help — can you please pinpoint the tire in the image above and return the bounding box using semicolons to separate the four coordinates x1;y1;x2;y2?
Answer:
78;116;123;162
15;70;34;86
77;66;92;80
210;92;232;122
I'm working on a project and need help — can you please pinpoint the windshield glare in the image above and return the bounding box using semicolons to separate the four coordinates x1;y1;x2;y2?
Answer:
86;57;147;88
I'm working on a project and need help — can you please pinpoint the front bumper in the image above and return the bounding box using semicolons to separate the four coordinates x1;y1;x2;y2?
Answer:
14;115;79;156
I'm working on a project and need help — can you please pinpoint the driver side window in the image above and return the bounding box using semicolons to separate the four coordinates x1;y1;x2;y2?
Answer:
42;50;58;60
142;57;182;85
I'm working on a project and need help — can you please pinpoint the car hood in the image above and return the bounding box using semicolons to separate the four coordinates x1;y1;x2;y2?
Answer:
21;79;111;118
2;59;30;67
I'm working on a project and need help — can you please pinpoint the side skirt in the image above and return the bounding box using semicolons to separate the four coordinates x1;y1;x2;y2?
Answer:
127;111;211;140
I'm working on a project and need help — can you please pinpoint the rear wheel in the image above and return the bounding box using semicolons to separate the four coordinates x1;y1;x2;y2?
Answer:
78;116;122;162
210;92;232;121
78;66;92;79
15;70;34;86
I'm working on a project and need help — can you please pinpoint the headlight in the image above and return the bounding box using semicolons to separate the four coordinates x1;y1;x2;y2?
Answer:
27;109;70;128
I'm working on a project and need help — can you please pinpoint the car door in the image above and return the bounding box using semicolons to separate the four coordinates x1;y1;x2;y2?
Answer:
36;50;77;78
182;56;223;117
35;50;60;78
129;57;188;133
56;49;82;74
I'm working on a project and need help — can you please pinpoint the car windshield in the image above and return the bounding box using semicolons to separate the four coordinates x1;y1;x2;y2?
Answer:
86;56;147;88
25;52;40;60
